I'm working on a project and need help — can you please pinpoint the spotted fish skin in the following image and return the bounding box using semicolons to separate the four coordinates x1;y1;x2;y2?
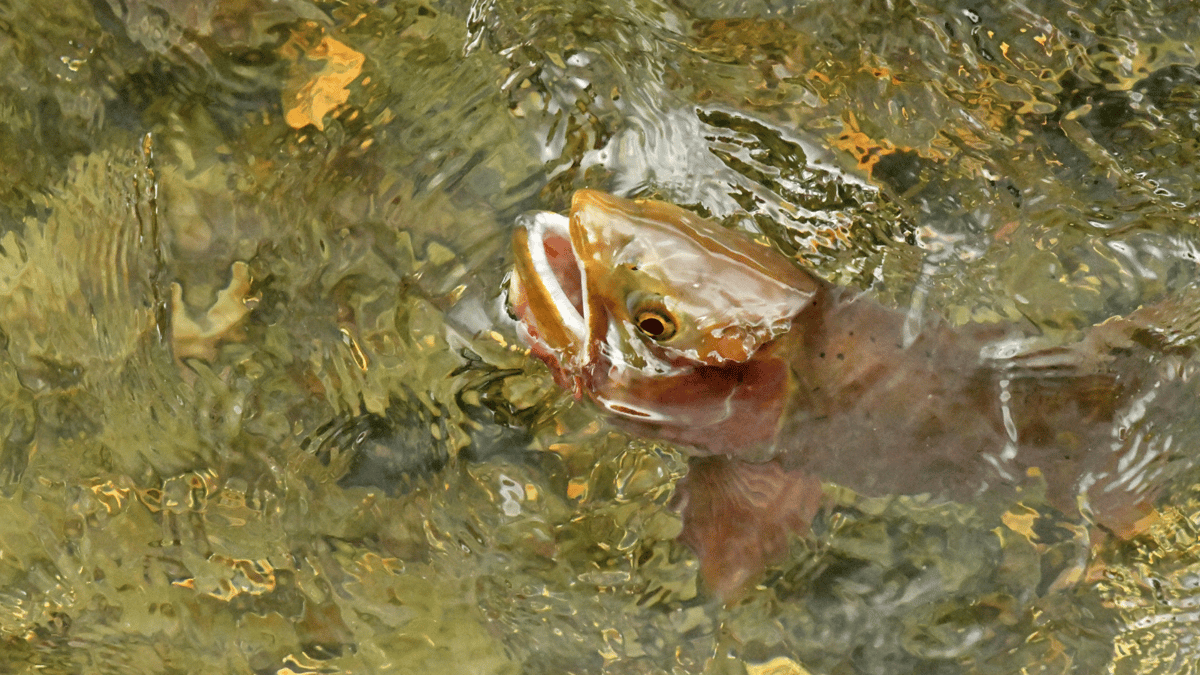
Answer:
509;190;1163;599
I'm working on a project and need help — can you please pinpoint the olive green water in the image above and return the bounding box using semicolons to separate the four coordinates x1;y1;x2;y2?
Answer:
1;0;1199;673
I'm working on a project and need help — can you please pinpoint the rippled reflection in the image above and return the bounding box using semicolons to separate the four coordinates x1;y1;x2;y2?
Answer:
0;0;1197;673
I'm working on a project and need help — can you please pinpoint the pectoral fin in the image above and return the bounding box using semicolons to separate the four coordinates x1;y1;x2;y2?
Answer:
674;456;824;601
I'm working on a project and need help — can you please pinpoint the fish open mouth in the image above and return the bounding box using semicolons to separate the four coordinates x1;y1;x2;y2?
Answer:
510;211;588;351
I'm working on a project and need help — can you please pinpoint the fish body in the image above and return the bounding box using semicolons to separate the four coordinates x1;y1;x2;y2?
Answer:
509;190;1159;598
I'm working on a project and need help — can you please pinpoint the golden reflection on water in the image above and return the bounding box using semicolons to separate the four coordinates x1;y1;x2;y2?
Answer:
282;29;366;132
1103;489;1200;675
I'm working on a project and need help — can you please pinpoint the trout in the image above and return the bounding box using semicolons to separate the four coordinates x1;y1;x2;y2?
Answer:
508;189;1169;598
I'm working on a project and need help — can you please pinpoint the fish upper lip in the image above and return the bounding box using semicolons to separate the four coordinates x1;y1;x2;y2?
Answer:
516;210;587;344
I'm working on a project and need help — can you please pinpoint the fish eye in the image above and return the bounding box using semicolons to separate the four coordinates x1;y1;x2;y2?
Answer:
634;308;677;340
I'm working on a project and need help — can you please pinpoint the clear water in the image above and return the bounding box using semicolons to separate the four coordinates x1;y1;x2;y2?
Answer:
0;0;1198;673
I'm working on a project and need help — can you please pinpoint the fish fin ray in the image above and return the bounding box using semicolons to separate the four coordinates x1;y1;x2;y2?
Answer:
675;456;823;601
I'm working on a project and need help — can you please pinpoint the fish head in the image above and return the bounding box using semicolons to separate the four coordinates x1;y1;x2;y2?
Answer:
509;189;821;453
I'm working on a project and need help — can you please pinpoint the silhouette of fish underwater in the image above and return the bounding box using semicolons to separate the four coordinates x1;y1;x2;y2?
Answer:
507;189;1195;599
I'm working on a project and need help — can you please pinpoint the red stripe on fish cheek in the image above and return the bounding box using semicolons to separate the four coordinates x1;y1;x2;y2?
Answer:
584;355;791;459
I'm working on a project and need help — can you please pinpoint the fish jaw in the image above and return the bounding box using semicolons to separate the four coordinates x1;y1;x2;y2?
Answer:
509;210;594;396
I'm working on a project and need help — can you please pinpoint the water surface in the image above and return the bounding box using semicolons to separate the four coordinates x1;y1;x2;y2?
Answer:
0;0;1199;673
